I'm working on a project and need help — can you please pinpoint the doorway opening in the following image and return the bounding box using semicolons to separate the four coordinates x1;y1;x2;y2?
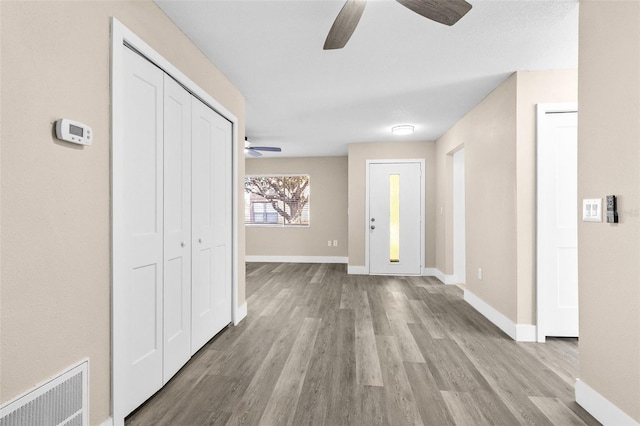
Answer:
453;148;466;284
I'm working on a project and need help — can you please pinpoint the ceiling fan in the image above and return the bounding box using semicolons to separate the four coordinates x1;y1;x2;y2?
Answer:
244;137;282;157
323;0;472;50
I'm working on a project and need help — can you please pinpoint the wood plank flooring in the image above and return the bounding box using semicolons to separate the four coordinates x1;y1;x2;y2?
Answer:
126;263;600;426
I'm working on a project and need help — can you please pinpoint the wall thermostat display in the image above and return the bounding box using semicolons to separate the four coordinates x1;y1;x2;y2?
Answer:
55;119;92;145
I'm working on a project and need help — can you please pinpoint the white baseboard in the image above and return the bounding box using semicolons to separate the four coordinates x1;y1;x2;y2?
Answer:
347;265;368;275
246;255;348;264
101;417;114;426
465;289;516;340
515;324;537;342
464;289;536;342
348;266;447;276
233;302;247;325
425;268;457;285
422;267;438;276
576;379;639;426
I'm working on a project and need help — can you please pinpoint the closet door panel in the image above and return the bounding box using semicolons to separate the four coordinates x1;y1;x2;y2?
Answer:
211;116;233;333
191;98;233;354
121;47;164;414
191;98;217;353
163;75;192;382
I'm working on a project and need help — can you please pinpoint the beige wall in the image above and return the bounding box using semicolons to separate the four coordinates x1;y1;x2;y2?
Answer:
245;156;348;258
515;70;578;323
437;74;519;320
434;70;577;325
577;2;640;421
347;141;436;269
0;2;245;424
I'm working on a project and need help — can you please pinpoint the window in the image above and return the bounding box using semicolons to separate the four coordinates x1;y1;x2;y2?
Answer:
244;175;310;226
389;174;400;262
250;201;280;224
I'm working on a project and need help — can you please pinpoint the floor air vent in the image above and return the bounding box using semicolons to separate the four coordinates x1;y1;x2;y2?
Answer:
0;360;88;426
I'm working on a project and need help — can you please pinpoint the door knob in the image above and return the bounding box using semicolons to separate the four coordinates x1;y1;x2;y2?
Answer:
181;242;185;247
198;238;202;243
371;225;376;230
371;218;376;222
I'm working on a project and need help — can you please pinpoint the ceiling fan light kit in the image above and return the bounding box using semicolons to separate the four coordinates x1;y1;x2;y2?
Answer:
392;125;415;135
324;0;472;50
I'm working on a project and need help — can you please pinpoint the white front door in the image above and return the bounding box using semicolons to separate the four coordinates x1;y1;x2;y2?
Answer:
191;97;233;354
537;107;578;340
121;46;164;414
368;162;423;275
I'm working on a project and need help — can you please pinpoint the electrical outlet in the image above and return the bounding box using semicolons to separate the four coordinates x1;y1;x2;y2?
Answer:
478;267;483;280
327;240;332;247
333;240;338;247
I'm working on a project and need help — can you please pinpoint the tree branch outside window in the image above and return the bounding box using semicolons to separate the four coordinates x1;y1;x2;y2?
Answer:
244;175;310;225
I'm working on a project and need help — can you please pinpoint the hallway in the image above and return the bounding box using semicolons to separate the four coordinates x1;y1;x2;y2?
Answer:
126;263;599;425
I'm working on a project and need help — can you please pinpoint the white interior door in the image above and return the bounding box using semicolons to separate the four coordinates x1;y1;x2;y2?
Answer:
537;107;578;340
209;104;233;337
368;162;423;275
121;46;164;414
162;75;192;381
191;97;233;354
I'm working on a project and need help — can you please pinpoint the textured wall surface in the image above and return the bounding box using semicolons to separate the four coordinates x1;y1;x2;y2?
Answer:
0;2;245;423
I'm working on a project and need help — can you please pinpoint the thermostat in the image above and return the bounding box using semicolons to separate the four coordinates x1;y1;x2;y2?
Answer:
55;119;92;145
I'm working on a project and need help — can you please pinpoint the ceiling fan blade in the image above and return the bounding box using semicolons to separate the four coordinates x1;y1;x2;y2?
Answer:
251;146;282;152
323;0;367;50
395;0;471;26
245;148;263;157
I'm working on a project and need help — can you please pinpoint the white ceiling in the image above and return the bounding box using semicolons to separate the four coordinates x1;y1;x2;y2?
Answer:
155;0;579;157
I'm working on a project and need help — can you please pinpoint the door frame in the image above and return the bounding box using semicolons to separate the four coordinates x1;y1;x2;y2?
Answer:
452;147;466;284
536;103;578;343
111;18;240;424
365;159;425;275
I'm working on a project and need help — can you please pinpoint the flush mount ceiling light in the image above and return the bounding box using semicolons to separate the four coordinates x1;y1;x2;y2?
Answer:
391;125;414;136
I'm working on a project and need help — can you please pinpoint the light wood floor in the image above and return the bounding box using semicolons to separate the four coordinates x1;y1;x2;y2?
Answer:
126;262;600;426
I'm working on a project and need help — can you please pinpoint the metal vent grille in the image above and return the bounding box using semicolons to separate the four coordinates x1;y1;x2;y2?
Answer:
0;361;88;426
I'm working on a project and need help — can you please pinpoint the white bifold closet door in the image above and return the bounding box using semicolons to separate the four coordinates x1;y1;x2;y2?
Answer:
163;75;192;381
120;46;232;416
121;47;165;413
191;98;232;354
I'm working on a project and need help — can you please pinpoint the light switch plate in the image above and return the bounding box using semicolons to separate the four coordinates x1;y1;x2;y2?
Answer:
583;198;602;222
